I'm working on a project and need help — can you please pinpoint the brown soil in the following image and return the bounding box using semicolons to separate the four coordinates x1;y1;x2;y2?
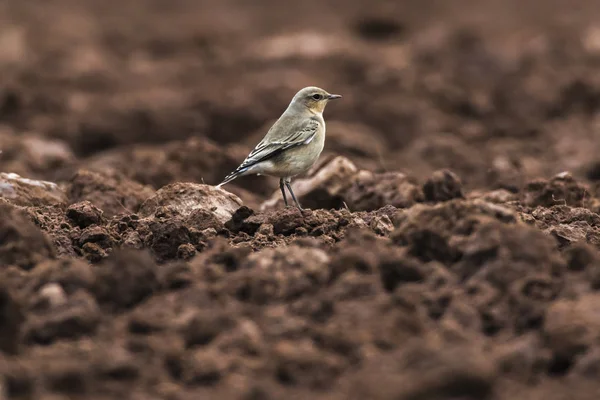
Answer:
3;0;600;398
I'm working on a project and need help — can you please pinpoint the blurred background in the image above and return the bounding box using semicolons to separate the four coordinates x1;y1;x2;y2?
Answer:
2;0;600;207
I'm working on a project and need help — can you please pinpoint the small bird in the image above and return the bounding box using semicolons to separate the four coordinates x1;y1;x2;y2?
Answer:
216;86;341;211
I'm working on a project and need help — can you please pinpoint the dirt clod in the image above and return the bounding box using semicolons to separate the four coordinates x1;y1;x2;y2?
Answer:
423;169;465;202
0;203;56;270
92;249;159;310
139;182;242;223
0;286;24;355
66;201;105;228
0;172;67;207
67;169;155;217
23;290;100;345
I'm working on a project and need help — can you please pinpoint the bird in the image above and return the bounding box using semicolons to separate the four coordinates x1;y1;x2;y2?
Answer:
216;86;341;211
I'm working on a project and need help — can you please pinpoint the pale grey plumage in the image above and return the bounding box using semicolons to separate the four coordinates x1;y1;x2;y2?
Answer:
217;86;341;210
229;117;320;177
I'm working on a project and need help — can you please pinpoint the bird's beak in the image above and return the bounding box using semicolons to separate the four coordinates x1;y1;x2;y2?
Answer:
327;94;342;100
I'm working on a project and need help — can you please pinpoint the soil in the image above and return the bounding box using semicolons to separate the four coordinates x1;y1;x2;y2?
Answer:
3;0;600;398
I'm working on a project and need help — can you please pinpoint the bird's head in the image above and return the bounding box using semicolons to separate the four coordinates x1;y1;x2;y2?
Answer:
289;86;341;114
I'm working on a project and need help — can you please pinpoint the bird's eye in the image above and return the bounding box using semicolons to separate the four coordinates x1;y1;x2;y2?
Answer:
311;94;323;100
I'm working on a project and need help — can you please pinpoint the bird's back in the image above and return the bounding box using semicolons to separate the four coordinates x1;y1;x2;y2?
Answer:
264;106;309;139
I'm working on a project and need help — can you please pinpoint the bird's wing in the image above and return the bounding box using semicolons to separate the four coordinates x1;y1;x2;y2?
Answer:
238;118;320;170
217;117;320;187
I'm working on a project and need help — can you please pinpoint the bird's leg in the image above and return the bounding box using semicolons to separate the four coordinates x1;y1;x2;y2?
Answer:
285;178;303;211
279;178;289;207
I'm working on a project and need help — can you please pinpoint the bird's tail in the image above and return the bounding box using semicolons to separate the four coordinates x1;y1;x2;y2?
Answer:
216;166;249;189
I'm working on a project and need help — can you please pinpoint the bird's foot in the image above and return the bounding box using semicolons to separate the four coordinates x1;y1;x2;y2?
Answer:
297;206;310;216
282;205;308;214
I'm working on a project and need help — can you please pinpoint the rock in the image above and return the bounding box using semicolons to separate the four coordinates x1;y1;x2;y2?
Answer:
37;283;68;309
0;172;66;207
139;182;242;224
27;258;95;295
